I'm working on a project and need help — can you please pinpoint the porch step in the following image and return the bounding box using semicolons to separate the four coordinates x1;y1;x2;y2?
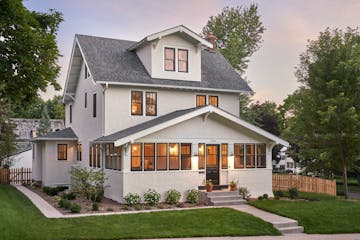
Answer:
206;191;239;197
208;195;241;201
278;225;304;234
273;220;298;228
204;190;246;206
210;199;247;206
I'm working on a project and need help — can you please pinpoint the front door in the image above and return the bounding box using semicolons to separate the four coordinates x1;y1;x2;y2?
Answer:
206;145;219;185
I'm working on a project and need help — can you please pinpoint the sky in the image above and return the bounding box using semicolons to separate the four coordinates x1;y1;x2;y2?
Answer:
24;0;360;104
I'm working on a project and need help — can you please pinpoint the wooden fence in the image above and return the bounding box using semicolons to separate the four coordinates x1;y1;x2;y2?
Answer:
0;168;32;185
273;174;337;196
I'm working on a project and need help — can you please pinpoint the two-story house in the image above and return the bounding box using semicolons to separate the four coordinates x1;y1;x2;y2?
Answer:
32;25;288;202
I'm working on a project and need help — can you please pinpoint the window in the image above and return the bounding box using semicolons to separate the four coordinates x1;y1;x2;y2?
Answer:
93;93;97;118
178;49;188;72
181;143;191;170
257;144;266;168
157;143;167;170
221;144;228;169
131;143;142;171
209;96;218;107
85;92;87;108
57;144;67;160
96;144;101;168
198;143;205;170
69;105;72;123
246;144;255;168
89;146;93;167
131;91;143;115
169;143;179;170
234;144;244;168
144;143;155;171
85;65;90;78
89;144;100;168
105;144;121;171
196;95;206;107
164;48;175;71
77;144;82;161
146;92;157;116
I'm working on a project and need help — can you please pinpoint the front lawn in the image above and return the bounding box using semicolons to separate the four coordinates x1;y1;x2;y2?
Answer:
251;192;360;234
0;185;280;240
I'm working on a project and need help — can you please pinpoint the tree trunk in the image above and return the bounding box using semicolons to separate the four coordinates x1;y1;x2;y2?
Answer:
343;164;349;199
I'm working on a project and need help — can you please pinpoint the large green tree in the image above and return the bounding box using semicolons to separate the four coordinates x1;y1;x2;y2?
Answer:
281;28;360;198
202;4;265;73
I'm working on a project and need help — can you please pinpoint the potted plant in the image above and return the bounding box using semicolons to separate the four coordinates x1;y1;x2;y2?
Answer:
206;179;213;192
229;180;237;191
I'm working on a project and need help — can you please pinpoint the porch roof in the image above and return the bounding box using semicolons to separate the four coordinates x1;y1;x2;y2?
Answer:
93;106;289;147
32;127;78;141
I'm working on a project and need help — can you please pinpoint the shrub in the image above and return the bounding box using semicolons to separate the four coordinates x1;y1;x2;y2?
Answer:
124;193;141;206
70;203;81;213
55;186;68;192
186;189;199;204
59;199;72;210
166;189;181;205
288;187;299;199
54;195;62;204
106;207;113;211
238;187;251;199
90;189;104;203
274;196;280;200
263;194;268;199
143;189;161;206
43;186;58;196
273;190;284;198
258;196;264;200
92;202;99;211
63;192;76;200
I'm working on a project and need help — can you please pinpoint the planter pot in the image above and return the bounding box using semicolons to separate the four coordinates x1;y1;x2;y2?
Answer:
206;185;213;192
230;185;237;191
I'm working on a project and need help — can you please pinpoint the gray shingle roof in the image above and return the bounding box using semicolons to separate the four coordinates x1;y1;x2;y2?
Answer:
33;127;78;140
94;107;200;143
76;34;252;92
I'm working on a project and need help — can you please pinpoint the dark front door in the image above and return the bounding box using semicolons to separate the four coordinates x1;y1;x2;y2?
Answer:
206;145;219;185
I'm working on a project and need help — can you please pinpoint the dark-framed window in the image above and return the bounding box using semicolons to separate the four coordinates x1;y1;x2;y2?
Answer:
96;144;101;168
257;144;266;168
89;146;93;167
198;143;205;170
131;143;142;171
181;143;191;170
246;144;255;168
105;143;121;171
93;93;97;118
57;144;67;160
221;144;228;169
146;92;157;116
196;95;206;107
164;47;175;71
209;96;218;107
69;105;72;123
85;92;87;108
77;144;82;161
178;49;188;72
157;143;167;170
131;91;143;115
234;144;244;169
169;143;179;170
144;143;155;171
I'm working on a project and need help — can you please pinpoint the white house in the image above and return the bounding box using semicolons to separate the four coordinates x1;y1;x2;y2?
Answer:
32;25;288;202
272;146;301;174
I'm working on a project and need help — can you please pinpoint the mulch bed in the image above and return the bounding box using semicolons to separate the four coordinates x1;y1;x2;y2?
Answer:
26;185;205;215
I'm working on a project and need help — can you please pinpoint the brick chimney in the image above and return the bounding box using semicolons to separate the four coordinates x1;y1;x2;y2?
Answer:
205;33;216;51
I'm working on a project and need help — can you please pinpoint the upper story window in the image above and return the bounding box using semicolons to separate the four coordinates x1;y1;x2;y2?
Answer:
85;92;87;108
85;65;90;78
146;92;157;116
77;144;82;161
131;91;143;115
93;93;97;118
196;95;206;107
69;105;72;123
209;96;218;107
164;48;175;71
178;49;188;72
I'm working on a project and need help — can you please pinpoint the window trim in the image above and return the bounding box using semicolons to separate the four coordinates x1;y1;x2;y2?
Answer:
164;47;175;72
145;92;157;116
57;144;67;161
131;91;143;116
178;48;188;73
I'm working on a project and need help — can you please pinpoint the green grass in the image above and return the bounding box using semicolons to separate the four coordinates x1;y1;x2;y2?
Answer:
251;192;360;234
0;185;280;240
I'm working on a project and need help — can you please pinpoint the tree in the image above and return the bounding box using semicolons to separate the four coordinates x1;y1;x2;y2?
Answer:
45;95;65;119
0;101;16;166
281;28;360;198
0;0;63;106
202;4;265;73
37;105;51;136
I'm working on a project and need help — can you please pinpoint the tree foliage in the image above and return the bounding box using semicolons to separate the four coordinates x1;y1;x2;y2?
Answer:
0;0;63;106
0;101;16;165
37;105;51;136
281;28;360;198
202;4;265;73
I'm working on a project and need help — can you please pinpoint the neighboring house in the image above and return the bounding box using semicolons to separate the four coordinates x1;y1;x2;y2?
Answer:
272;146;301;174
32;25;288;202
3;118;64;169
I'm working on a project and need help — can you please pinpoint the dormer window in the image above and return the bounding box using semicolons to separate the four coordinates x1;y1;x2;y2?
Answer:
164;48;175;71
178;49;188;72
